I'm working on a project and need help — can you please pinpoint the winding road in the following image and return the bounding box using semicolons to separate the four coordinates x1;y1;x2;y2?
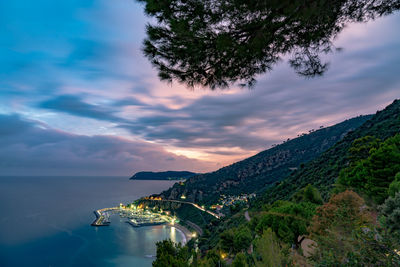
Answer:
244;210;251;222
148;199;221;219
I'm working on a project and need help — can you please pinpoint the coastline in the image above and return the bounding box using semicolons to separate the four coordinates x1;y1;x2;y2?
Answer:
92;207;193;245
3;177;182;266
90;178;195;248
170;223;192;245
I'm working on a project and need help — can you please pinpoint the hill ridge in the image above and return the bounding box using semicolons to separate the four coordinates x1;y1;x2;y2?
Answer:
158;114;372;204
264;99;400;203
130;171;197;180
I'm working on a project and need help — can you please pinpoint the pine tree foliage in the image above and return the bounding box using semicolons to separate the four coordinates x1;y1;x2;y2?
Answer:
255;200;317;246
389;172;400;197
137;0;400;88
379;192;400;234
263;99;400;203
153;239;190;267
252;229;285;267
338;134;400;203
292;184;323;205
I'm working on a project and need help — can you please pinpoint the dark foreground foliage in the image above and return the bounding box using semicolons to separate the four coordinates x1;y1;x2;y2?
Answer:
137;0;400;88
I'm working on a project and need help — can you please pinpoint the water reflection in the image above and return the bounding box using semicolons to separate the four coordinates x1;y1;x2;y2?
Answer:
170;226;176;243
0;176;182;267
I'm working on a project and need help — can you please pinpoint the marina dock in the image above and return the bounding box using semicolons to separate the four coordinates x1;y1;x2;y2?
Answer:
91;207;118;226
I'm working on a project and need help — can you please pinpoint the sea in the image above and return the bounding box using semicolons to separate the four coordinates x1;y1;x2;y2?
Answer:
0;176;184;266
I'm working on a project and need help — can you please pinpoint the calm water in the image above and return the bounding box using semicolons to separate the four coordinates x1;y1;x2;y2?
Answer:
0;176;183;266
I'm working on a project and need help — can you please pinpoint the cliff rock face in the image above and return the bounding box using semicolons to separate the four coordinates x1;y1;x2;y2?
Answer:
158;115;372;204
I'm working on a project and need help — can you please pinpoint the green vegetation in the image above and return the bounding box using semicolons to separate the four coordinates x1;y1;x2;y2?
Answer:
159;115;370;206
255;201;317;246
195;250;224;267
380;192;400;237
138;198;215;228
292;184;323;205
220;225;252;254
150;100;400;266
336;136;382;192
252;228;286;267
309;190;399;266
389;173;400;197
153;239;190;267
263;99;400;203
338;134;400;203
232;252;248;267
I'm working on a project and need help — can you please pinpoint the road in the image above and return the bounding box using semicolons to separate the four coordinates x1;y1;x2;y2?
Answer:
186;220;203;235
244;211;251;222
148;199;221;219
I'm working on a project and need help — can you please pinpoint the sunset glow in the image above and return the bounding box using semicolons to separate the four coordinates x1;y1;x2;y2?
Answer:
1;1;399;176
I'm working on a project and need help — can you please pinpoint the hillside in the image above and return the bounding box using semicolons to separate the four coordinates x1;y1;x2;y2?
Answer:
152;100;400;266
130;171;197;180
263;99;400;203
157;115;371;204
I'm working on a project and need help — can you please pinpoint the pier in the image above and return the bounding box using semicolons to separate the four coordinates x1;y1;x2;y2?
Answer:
91;207;119;226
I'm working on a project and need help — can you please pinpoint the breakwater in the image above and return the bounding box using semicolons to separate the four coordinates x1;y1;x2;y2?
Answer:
91;207;119;226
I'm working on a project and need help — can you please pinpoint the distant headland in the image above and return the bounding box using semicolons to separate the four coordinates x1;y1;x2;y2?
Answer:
129;171;197;180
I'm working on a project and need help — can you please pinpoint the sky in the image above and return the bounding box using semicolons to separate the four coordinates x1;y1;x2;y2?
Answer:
0;0;399;176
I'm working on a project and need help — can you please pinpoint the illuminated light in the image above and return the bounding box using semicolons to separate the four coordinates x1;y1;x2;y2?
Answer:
192;232;197;238
180;195;186;199
220;252;227;259
395;249;400;256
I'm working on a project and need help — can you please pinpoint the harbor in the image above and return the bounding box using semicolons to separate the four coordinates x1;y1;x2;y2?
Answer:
91;203;196;245
124;210;169;227
91;203;177;228
91;207;119;226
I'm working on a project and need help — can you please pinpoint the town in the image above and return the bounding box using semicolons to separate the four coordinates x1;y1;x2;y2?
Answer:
210;193;256;215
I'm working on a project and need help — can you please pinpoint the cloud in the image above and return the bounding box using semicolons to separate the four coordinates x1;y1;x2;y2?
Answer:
0;114;214;176
39;95;127;123
0;0;399;173
112;97;148;107
116;15;400;153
